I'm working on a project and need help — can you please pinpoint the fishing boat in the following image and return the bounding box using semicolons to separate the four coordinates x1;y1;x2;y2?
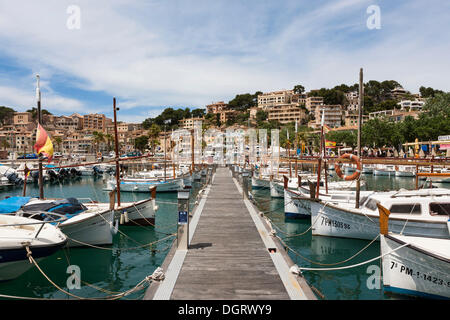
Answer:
284;180;369;219
380;232;450;299
105;176;184;192
112;187;159;226
373;164;395;176
77;166;95;176
0;215;67;281
378;204;450;299
251;175;270;190
310;188;450;240
2;196;117;248
395;165;416;177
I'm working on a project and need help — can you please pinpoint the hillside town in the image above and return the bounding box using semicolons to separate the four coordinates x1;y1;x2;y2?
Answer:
0;83;443;160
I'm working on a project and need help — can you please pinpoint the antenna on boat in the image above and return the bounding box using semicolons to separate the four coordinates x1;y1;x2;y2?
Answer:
355;68;364;208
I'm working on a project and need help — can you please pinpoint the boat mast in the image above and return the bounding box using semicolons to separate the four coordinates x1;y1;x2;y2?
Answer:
36;75;44;200
113;97;121;206
355;68;363;208
315;111;324;198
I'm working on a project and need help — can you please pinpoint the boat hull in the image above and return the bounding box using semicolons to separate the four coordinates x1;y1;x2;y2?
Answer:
381;234;450;299
310;201;449;240
252;177;269;190
117;198;157;226
0;243;64;281
107;178;184;192
60;209;115;248
284;189;311;219
270;181;284;198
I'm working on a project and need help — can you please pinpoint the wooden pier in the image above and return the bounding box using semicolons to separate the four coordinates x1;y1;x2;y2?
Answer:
144;166;316;300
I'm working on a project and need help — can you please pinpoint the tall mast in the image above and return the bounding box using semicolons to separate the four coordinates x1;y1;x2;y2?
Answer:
36;75;44;200
113;97;121;206
315;110;324;198
355;68;363;208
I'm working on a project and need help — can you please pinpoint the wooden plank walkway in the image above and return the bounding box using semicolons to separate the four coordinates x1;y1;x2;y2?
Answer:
145;167;315;300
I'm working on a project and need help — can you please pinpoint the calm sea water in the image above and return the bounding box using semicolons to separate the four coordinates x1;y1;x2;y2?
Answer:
0;172;448;300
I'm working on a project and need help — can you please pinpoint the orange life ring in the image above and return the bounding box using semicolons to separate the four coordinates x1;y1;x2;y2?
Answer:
335;153;361;181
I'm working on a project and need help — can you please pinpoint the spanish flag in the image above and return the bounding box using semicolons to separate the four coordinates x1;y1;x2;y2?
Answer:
34;123;54;162
325;140;336;149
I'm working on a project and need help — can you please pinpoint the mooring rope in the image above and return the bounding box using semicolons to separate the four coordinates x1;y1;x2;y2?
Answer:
66;233;176;251
291;241;409;272
20;245;166;300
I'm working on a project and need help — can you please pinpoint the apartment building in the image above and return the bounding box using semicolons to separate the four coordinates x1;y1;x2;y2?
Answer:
266;104;306;124
314;105;344;128
397;99;425;111
83;113;112;132
178;117;204;130
344;113;369;127
13;112;33;125
54;114;83;130
305;96;324;114
206;101;228;114
257;90;295;108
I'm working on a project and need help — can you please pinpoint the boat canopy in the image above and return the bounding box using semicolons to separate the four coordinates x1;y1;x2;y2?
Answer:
0;196;32;213
22;198;87;216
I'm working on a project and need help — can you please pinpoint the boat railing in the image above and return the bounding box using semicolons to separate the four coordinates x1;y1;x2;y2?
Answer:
0;216;67;238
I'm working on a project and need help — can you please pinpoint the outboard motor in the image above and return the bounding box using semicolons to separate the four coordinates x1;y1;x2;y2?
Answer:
48;169;58;181
93;166;103;175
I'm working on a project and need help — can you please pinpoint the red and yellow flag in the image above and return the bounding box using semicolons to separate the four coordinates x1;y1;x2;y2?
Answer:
325;140;336;149
34;123;54;162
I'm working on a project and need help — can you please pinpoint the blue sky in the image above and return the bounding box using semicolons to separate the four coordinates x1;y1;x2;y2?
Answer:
0;0;449;123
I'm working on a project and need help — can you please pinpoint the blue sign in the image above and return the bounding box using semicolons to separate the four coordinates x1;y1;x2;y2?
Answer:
178;211;188;225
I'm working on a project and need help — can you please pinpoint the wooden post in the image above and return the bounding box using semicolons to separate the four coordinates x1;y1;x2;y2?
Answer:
113;97;121;207
288;141;292;178
415;164;419;190
355;68;363;208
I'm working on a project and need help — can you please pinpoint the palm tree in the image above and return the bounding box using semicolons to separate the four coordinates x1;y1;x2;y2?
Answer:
92;131;105;154
104;134;114;152
53;136;62;152
148;124;161;153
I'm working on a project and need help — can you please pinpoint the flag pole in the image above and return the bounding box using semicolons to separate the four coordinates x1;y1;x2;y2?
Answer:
36;75;44;200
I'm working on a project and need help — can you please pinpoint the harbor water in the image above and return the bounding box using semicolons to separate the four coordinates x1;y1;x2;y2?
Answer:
0;172;448;300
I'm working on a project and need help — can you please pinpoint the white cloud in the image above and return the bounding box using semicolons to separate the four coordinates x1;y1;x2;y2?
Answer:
0;84;85;113
0;0;448;122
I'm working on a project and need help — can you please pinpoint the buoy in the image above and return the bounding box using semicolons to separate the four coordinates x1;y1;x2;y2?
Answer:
124;211;129;223
335;154;361;181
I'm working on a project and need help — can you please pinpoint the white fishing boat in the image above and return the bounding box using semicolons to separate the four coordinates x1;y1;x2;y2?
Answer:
77;166;95;176
251;176;270;189
310;188;450;240
378;204;450;299
362;164;374;174
284;181;370;219
380;233;450;299
106;177;184;192
373;164;395;176
395;165;416;177
0;215;67;281
112;188;159;226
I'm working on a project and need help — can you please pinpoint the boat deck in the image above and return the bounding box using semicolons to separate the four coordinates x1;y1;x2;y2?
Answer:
144;166;315;300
